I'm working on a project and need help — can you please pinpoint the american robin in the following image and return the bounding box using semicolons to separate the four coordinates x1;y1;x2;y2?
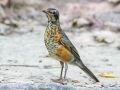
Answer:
43;8;99;82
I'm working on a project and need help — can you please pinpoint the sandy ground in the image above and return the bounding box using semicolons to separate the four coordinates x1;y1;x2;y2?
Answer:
0;0;120;89
0;25;120;89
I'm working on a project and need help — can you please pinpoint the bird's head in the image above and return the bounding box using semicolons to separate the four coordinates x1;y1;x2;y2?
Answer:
43;8;59;23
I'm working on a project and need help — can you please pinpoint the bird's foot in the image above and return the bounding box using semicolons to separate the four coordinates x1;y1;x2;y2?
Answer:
51;78;67;85
93;82;100;84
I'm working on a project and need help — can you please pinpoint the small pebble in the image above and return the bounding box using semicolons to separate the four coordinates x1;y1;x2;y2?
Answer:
117;45;120;50
44;65;52;69
101;58;109;62
107;64;112;66
72;80;80;83
39;60;42;63
104;37;114;44
0;76;4;81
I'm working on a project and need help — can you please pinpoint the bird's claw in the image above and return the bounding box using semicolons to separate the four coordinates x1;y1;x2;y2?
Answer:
51;78;67;85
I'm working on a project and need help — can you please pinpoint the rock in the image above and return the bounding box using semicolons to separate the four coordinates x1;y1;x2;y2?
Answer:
113;6;120;13
102;82;109;87
8;60;13;62
39;60;42;63
62;80;67;85
37;83;76;90
3;19;11;25
72;80;80;83
0;83;35;90
94;35;105;43
72;18;92;28
102;81;117;87
101;58;109;62
94;36;114;44
107;0;120;4
44;65;52;69
79;27;88;32
104;21;120;31
107;64;112;66
93;31;115;44
104;37;114;44
0;76;4;82
10;19;19;27
117;45;120;50
0;23;10;35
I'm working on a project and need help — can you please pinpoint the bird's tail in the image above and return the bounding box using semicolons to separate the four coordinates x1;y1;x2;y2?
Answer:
78;63;99;82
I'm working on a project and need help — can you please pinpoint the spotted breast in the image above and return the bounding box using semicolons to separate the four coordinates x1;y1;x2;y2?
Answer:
44;23;73;62
44;23;61;60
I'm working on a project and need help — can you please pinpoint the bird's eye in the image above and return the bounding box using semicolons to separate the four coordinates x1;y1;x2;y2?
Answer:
52;12;56;14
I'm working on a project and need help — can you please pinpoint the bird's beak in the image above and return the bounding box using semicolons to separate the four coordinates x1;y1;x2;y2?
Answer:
42;10;49;14
42;10;51;16
42;10;46;13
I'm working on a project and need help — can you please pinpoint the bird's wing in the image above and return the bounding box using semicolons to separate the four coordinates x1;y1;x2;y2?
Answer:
59;28;100;82
59;29;81;62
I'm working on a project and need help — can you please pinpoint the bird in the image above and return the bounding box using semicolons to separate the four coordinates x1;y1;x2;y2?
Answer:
43;8;99;83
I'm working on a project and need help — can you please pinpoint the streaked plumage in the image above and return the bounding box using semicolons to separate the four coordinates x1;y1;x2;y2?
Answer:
43;8;99;82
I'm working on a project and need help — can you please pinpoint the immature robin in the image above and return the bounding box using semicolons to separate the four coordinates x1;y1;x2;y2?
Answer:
43;8;99;82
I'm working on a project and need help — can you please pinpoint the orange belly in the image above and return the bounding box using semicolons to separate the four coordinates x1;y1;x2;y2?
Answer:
56;45;72;62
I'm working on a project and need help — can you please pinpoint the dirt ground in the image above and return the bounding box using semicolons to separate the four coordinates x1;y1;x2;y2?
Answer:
0;0;120;89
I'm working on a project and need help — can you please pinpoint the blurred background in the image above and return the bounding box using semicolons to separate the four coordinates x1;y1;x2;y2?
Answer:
0;0;120;88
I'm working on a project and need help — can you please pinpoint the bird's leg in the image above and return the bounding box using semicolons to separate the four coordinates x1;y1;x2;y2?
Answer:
64;63;68;79
51;61;64;82
52;62;68;84
60;61;64;79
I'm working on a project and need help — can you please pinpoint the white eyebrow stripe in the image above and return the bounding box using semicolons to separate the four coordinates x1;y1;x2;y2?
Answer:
51;10;56;13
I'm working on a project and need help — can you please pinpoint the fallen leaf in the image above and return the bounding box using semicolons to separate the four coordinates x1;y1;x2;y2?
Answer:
99;73;119;78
